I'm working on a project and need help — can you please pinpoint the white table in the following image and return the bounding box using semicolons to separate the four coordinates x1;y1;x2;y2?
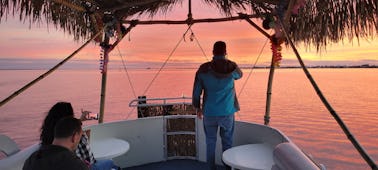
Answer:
222;143;274;170
90;138;130;160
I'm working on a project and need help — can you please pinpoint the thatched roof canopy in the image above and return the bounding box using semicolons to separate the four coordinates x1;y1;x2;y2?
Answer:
0;0;377;49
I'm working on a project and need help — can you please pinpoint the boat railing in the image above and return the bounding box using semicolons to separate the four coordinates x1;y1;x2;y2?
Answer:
129;96;192;107
129;96;195;118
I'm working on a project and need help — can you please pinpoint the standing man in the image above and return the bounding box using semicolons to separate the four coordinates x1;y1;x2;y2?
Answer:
23;117;89;170
192;41;243;170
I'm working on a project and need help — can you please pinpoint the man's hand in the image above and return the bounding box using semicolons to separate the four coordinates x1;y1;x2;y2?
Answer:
196;108;203;119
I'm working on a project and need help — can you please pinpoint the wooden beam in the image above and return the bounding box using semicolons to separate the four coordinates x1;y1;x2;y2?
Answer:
121;14;260;25
107;0;279;13
243;17;271;39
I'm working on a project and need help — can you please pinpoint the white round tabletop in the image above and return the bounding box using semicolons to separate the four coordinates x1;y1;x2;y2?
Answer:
222;143;274;170
90;138;130;160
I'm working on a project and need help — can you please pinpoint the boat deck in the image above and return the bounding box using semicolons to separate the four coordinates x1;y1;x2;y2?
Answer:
125;159;229;170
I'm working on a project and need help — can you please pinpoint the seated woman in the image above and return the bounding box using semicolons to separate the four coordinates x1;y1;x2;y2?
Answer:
40;102;119;170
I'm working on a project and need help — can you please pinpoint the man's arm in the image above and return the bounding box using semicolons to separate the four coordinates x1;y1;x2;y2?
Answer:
233;64;243;80
192;72;203;119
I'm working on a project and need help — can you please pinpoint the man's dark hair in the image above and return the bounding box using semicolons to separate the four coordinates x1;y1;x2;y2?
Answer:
213;41;226;56
54;117;82;139
41;102;75;145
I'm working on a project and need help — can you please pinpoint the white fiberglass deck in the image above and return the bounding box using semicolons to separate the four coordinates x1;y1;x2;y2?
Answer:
87;116;289;169
0;116;324;170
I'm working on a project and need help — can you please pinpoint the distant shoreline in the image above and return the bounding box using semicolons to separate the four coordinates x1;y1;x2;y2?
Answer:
241;64;378;69
0;65;377;71
1;58;377;70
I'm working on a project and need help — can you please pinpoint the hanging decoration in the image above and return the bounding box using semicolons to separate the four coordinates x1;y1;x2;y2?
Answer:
264;14;284;67
183;30;195;42
263;0;307;67
190;32;195;42
99;45;106;73
99;14;118;73
270;36;283;67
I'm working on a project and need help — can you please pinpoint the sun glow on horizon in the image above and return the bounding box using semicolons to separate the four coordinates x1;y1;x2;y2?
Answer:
0;3;377;67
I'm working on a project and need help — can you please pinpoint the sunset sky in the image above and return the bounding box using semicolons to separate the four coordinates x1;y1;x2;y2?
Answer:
0;2;377;69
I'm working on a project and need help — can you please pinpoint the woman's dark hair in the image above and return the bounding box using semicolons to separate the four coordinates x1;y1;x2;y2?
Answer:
40;102;74;145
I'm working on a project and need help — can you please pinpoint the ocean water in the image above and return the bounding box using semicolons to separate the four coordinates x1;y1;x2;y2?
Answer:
0;68;377;169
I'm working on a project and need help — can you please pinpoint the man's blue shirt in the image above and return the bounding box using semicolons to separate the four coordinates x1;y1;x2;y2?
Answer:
192;55;243;116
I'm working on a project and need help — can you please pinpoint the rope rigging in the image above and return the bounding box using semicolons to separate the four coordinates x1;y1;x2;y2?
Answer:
187;27;209;62
118;24;208;119
141;25;192;95
234;35;270;120
141;24;209;96
116;44;138;120
117;19;269;120
0;30;103;108
278;17;378;170
119;23;269;121
237;33;270;98
116;46;137;99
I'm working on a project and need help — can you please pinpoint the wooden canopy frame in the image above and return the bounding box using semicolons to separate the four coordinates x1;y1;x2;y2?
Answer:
0;0;377;169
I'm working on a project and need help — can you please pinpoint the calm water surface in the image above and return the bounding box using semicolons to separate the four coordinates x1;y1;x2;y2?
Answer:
0;68;377;169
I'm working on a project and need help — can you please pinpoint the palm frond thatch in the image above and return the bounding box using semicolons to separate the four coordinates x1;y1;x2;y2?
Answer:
290;0;378;50
0;0;377;49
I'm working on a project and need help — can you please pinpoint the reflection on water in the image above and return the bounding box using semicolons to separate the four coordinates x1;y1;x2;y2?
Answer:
0;68;377;169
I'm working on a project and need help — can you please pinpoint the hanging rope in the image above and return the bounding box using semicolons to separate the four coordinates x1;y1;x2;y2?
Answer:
235;34;270;120
188;27;209;62
123;25;208;119
237;35;270;97
116;46;139;120
0;30;103;108
125;107;136;120
142;25;193;95
116;46;137;99
278;18;378;170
